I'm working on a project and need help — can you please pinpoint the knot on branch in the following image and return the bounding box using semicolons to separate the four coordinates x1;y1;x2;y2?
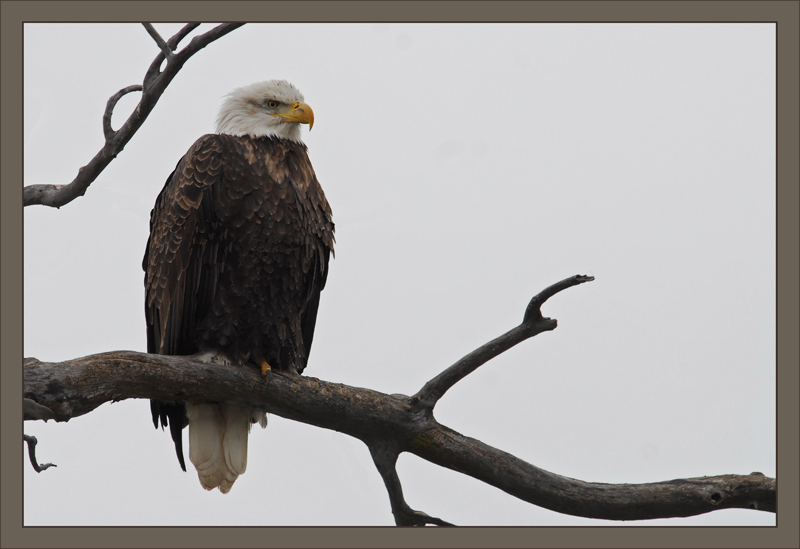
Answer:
24;397;56;421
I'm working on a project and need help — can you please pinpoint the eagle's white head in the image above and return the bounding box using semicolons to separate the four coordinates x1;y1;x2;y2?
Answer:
215;80;314;143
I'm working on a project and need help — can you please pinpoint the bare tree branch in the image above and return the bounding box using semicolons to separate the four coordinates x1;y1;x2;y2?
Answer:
409;426;775;519
523;274;595;323
142;23;174;61
411;274;594;412
368;441;454;526
23;435;57;472
102;85;143;140
142;23;202;90
23;23;243;208
22;278;775;524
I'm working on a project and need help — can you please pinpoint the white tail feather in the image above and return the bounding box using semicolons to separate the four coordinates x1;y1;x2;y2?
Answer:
221;405;251;476
187;403;266;493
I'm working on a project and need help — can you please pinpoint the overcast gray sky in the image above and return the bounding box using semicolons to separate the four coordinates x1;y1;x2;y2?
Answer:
23;22;775;526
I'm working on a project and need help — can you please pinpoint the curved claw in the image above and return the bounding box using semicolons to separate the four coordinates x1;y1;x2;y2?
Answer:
259;360;274;387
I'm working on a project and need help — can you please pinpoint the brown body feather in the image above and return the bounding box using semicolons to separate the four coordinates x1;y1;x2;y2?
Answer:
143;134;334;473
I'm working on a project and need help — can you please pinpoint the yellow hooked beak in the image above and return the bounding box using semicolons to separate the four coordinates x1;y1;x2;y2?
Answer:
272;101;314;130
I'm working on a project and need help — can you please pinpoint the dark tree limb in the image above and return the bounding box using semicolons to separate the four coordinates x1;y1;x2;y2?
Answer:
409;426;775;520
142;23;175;61
23;435;57;472
523;274;595;323
22;278;775;524
368;441;454;526
411;274;594;413
142;23;201;90
21;351;776;521
102;85;143;140
23;23;243;208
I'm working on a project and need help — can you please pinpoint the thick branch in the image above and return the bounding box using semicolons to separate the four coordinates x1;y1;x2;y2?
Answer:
23;352;417;435
408;426;775;519
412;274;594;412
23;23;243;208
23;350;775;522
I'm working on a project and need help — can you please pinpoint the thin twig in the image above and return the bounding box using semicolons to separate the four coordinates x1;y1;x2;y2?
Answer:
23;435;56;472
102;85;143;140
144;23;201;89
166;23;201;48
142;23;174;61
24;23;244;208
524;274;595;323
411;274;594;412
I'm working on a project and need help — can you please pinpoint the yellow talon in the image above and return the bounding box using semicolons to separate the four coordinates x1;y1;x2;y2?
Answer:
260;360;272;377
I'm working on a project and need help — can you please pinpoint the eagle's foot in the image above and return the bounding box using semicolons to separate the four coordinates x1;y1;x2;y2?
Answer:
259;359;274;387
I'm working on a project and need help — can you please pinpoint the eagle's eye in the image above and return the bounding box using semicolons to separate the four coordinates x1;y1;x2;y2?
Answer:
266;100;279;109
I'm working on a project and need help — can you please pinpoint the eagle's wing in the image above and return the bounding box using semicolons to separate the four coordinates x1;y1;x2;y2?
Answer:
298;243;331;374
294;156;334;374
143;135;227;471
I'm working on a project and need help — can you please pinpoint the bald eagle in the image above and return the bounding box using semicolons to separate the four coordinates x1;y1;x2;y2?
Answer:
143;80;334;493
